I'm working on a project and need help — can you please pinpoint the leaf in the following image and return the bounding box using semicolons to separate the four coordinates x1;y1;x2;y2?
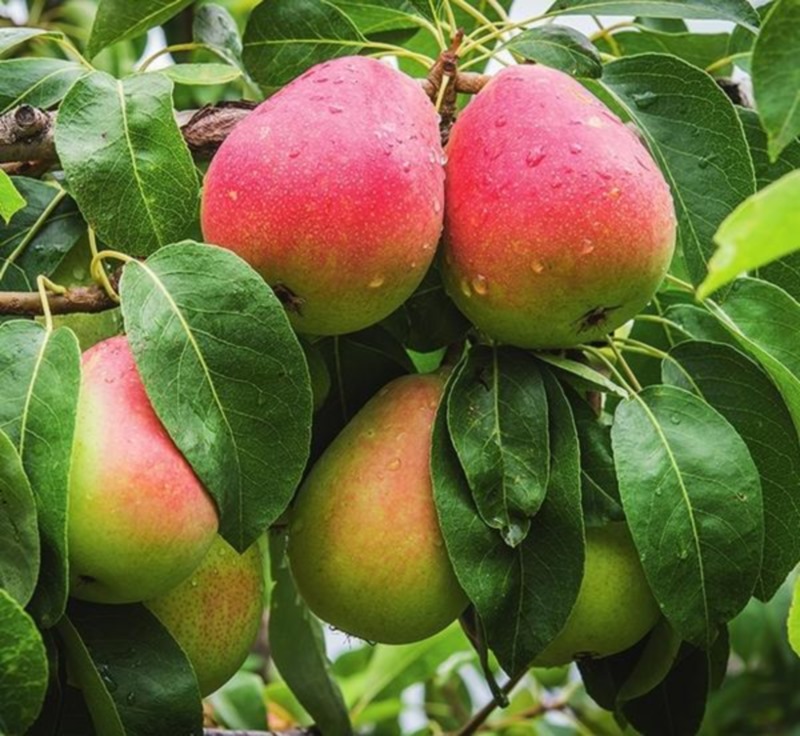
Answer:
0;58;85;115
699;170;800;298
611;385;763;647
58;601;203;736
157;63;242;86
193;4;243;63
503;25;602;78
536;353;629;399
447;346;550;546
0;320;81;627
433;371;584;675
663;341;800;601
268;533;352;736
87;0;194;58
208;672;269;730
710;278;800;431
329;0;424;35
616;620;681;704
599;54;756;286
0;589;48;735
0;169;26;225
0;430;39;606
0;27;63;55
662;303;737;346
0;179;84;291
546;0;760;30
752;0;800;160
789;576;800;657
54;71;199;257
119;242;312;551
242;0;366;94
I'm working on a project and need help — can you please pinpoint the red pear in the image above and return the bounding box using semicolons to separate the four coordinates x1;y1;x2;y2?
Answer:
442;64;676;348
202;56;445;336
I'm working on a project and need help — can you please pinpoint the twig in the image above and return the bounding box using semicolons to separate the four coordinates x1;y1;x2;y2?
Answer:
203;730;316;736
0;104;54;164
455;672;526;736
0;278;120;316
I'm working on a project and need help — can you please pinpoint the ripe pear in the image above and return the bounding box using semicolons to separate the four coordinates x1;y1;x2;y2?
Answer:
442;64;676;348
202;55;445;336
287;372;467;644
68;336;218;603
146;535;265;696
535;523;660;667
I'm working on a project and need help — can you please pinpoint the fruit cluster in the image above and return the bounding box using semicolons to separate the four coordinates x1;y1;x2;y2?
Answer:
72;53;676;692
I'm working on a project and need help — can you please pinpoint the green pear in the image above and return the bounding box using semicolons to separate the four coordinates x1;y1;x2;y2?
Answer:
535;523;660;667
288;372;467;644
147;535;265;696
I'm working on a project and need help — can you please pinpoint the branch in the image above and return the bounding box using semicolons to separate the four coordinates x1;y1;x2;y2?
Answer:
0;71;490;167
203;730;316;736
0;281;119;316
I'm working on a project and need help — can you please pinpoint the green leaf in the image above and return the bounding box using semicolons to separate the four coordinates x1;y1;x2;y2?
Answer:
611;385;763;647
0;320;81;627
595;27;732;72
0;27;63;56
447;347;550;546
0;589;48;735
0;169;26;225
242;0;367;94
662;303;737;346
789;577;800;657
87;0;194;58
599;54;756;286
54;71;199;257
709;278;800;433
546;0;760;30
157;63;242;86
193;4;243;63
616;620;681;704
329;0;424;35
0;58;85;115
536;353;629;399
433;371;584;675
58;601;203;736
119;242;312;551
208;671;269;730
0;430;39;606
752;0;800;160
700;170;800;298
503;25;602;78
269;533;352;736
0;179;83;291
663;341;800;601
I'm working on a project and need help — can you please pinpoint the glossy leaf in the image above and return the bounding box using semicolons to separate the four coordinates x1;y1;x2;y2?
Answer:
0;179;84;291
0;58;84;115
710;278;800;430
120;243;312;550
87;0;194;58
663;340;800;600
208;672;269;731
59;601;203;736
0;27;62;55
242;0;366;94
752;0;800;160
269;533;352;736
662;303;737;346
504;25;602;78
599;54;756;286
55;71;199;256
0;589;48;735
447;347;550;546
0;429;39;606
193;4;243;63
699;171;800;298
434;371;584;675
0;320;81;627
616;620;681;704
330;0;424;35
612;385;763;647
158;63;242;86
546;0;759;30
0;170;25;224
536;353;628;399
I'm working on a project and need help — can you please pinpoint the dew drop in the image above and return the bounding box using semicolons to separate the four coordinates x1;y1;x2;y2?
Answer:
227;190;238;201
608;187;621;199
569;143;583;154
428;150;437;164
368;275;385;289
460;278;472;297
526;146;546;167
587;115;604;128
736;492;748;502
402;161;412;172
698;153;718;169
670;414;681;425
678;549;689;560
288;149;300;159
440;153;449;165
387;458;401;471
471;274;489;295
581;239;595;255
631;91;658;110
190;578;199;588
328;105;344;114
530;259;545;274
495;116;507;127
126;692;136;705
432;197;441;213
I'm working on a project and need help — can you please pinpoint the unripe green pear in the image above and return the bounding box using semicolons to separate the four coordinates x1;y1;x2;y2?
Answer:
146;535;265;696
535;523;660;667
202;55;445;336
288;373;467;644
442;64;676;349
68;336;219;603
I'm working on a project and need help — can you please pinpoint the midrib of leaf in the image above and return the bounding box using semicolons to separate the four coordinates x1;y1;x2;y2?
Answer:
633;393;710;642
0;187;67;282
774;91;800;148
510;552;525;672
1;66;80;115
114;81;163;248
490;348;510;519
128;260;243;534
17;329;48;459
